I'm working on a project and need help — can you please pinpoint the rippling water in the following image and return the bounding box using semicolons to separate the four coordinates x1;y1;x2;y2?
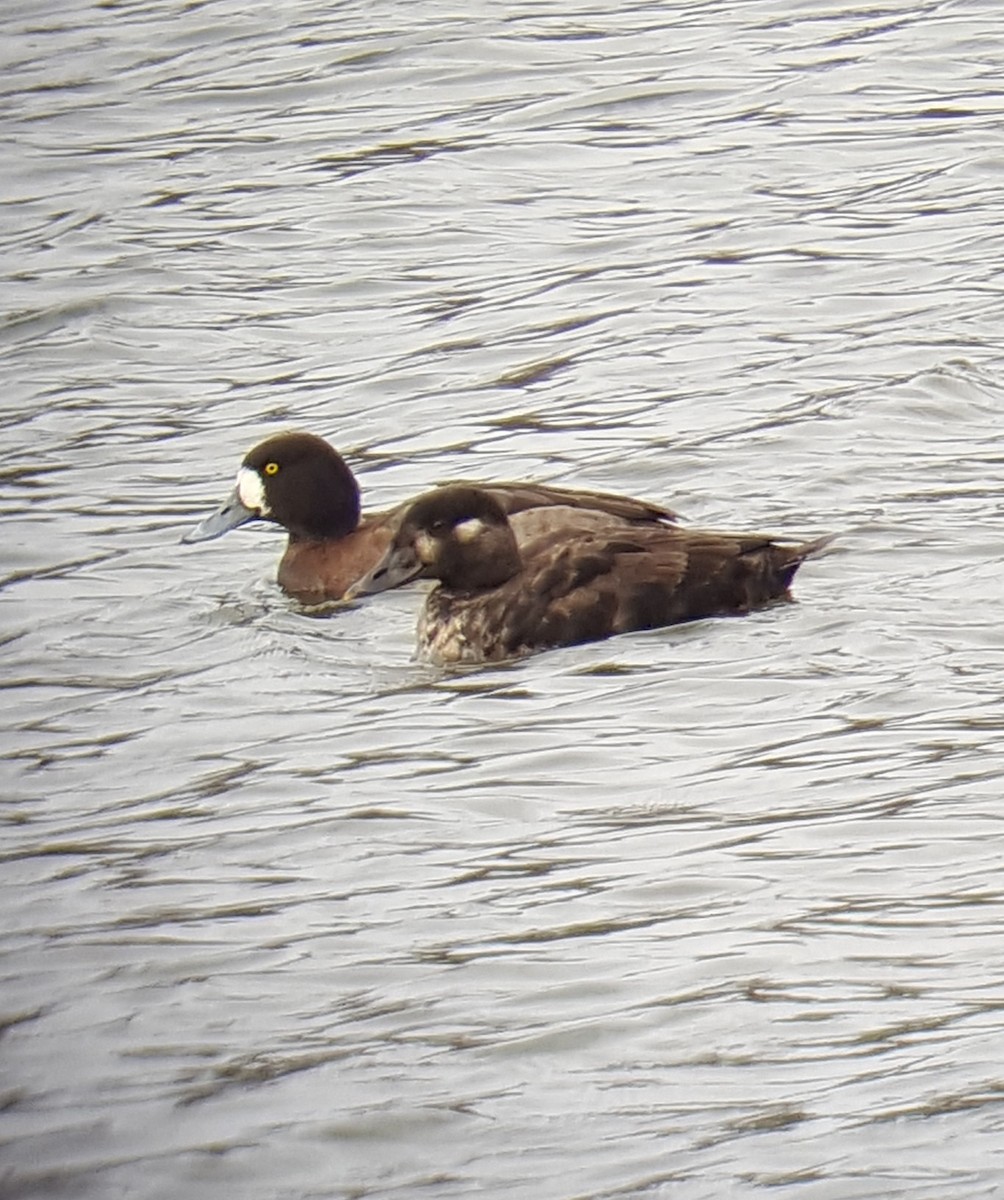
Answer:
4;1;1004;1197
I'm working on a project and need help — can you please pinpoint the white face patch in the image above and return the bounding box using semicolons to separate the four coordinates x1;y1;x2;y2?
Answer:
415;531;438;564
453;517;485;544
236;465;270;515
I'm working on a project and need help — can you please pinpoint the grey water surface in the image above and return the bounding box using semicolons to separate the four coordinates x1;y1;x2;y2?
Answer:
3;1;1004;1197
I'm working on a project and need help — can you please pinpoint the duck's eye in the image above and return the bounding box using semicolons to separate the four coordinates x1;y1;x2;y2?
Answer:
263;462;280;476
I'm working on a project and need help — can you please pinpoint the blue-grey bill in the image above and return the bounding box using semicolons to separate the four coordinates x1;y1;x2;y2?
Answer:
181;489;257;544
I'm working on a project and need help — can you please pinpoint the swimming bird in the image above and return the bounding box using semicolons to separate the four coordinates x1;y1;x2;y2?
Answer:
182;432;677;604
348;485;830;663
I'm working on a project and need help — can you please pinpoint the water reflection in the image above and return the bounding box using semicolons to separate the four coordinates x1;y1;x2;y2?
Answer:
3;0;1004;1197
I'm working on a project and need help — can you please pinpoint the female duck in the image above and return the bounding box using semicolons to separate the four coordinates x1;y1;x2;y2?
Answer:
182;432;677;604
348;486;830;663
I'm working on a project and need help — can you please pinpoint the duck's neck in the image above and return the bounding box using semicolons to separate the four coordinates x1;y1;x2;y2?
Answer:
288;468;361;542
441;530;522;591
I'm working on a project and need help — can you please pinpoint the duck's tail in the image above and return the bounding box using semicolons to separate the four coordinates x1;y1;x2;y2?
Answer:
774;533;836;589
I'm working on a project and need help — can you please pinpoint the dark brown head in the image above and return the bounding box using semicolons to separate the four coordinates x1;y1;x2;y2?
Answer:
182;432;361;544
348;486;522;597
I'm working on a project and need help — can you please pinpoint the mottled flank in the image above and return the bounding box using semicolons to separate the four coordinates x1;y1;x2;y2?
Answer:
351;486;832;664
183;432;677;604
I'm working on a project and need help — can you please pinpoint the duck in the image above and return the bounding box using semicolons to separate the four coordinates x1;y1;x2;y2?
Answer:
181;432;678;604
347;485;831;664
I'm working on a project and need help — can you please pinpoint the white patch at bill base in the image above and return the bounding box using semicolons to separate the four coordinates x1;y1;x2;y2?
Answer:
236;466;269;515
415;531;438;563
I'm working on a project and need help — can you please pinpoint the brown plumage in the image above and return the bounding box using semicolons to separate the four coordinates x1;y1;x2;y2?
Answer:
348;486;831;664
181;432;677;604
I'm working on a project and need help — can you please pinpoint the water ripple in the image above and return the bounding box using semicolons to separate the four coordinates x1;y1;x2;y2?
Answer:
3;0;1004;1197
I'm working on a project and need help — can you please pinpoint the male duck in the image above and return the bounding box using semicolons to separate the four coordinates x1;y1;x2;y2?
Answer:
182;432;677;604
348;486;831;663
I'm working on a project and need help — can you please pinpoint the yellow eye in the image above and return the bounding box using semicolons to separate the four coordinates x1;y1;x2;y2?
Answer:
263;462;279;476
